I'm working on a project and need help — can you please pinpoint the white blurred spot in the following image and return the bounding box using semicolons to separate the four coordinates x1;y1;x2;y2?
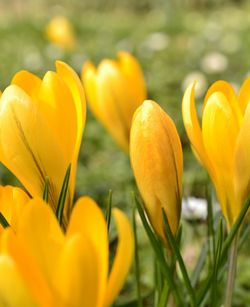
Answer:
201;52;228;74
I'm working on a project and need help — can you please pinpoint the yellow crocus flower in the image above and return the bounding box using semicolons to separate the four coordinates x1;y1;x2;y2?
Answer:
0;197;134;307
182;80;250;228
130;100;183;241
0;61;86;216
0;185;29;234
46;16;76;50
82;51;146;153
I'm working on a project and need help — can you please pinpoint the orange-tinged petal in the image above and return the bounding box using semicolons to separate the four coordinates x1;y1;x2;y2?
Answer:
55;234;99;307
1;229;53;307
0;254;37;307
0;186;29;232
0;85;69;210
130;100;182;239
104;208;134;307
238;77;250;113
11;70;42;98
17;199;64;283
67;197;108;306
202;92;242;225
118;51;146;108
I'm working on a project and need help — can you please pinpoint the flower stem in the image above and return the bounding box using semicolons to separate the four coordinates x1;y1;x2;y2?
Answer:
224;234;239;307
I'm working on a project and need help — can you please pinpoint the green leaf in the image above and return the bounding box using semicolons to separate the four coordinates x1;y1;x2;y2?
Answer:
162;209;196;307
132;206;143;307
106;189;112;232
197;193;250;305
210;219;223;304
157;280;169;307
133;193;184;306
43;176;49;203
56;164;71;226
0;212;9;228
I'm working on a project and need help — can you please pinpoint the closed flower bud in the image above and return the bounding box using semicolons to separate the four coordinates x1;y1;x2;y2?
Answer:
130;100;183;241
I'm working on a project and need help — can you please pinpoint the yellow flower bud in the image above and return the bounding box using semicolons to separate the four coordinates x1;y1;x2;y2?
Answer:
0;197;134;307
130;100;183;241
182;79;250;228
46;16;76;50
0;62;86;216
82;51;146;153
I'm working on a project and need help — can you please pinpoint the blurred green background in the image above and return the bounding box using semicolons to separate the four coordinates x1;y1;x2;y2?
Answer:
0;0;250;305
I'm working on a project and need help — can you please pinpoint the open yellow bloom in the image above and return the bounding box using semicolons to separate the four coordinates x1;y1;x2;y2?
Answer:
82;51;146;153
0;186;29;234
0;61;86;216
182;80;250;228
46;16;76;50
0;197;134;307
130;100;183;241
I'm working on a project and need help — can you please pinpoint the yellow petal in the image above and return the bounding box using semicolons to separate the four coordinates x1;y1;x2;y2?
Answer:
81;61;98;113
11;70;42;98
0;85;68;210
38;71;77;162
55;61;86;206
17;199;64;283
118;51;146;108
202;92;242;225
238;77;250;113
55;234;99;307
203;80;237;113
95;60;132;152
0;254;37;307
1;228;53;307
234;101;250;211
46;16;75;50
67;197;108;306
130;100;182;239
104;208;134;307
182;82;213;169
0;186;29;232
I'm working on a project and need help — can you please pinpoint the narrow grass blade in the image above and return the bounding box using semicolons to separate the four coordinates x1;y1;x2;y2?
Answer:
157;280;169;307
191;241;208;287
133;193;183;306
0;212;9;228
210;219;223;304
206;183;215;264
43;176;49;203
162;209;196;307
132;206;143;307
56;164;71;226
197;193;250;305
106;189;112;232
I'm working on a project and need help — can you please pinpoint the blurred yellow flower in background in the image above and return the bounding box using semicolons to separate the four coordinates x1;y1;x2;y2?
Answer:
46;16;76;50
0;61;86;217
0;186;29;234
182;79;250;228
130;100;183;242
82;51;146;153
0;197;134;307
